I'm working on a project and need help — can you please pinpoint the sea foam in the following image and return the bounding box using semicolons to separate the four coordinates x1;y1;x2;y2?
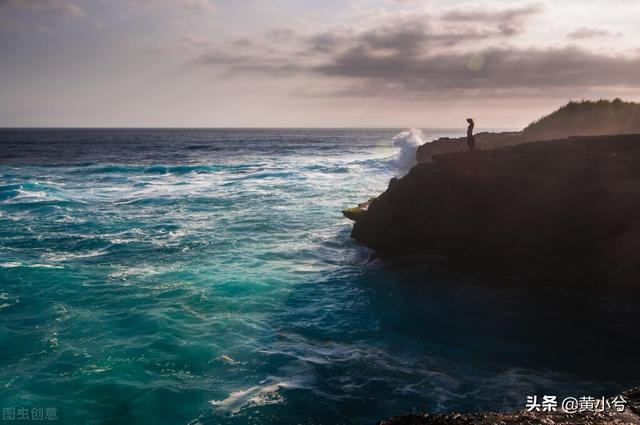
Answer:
392;128;425;171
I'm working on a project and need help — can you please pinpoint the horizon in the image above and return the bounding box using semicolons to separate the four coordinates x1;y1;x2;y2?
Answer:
0;126;517;130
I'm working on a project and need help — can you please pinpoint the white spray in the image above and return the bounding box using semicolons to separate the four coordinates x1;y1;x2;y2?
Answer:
392;128;425;172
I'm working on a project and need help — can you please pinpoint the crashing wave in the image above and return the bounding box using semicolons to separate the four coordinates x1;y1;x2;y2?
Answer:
392;128;425;171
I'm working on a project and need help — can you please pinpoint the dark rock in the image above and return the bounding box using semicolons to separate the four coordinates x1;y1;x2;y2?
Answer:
350;134;640;287
378;388;640;424
342;206;367;222
416;132;530;163
342;197;376;222
415;99;640;164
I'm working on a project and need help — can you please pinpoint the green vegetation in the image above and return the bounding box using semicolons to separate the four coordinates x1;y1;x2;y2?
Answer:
342;206;367;221
523;99;640;139
342;198;376;222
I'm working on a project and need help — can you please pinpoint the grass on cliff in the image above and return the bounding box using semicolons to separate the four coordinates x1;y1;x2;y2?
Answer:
523;99;640;139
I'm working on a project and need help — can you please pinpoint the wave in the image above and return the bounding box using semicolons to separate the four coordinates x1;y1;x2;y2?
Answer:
185;144;224;151
68;164;233;176
0;262;64;269
222;169;299;185
0;182;69;205
143;165;221;175
41;248;110;262
302;164;350;174
210;381;286;414
0;184;22;201
210;361;315;415
392;128;425;171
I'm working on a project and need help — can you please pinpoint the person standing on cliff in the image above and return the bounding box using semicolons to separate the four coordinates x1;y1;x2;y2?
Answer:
466;118;476;150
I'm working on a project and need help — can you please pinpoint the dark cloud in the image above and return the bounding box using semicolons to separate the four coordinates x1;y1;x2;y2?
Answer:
200;41;640;97
314;46;640;94
441;3;543;22
301;17;507;60
132;0;216;15
197;50;305;76
442;3;544;36
306;32;345;53
359;22;429;52
305;24;481;56
195;17;491;80
193;4;542;74
567;26;619;39
192;3;640;99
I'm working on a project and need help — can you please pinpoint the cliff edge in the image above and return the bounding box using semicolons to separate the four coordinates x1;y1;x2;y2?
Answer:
417;99;640;163
346;134;640;286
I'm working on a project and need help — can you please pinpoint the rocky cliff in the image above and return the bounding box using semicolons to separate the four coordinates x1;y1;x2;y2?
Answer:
345;134;640;286
378;388;640;425
415;131;528;163
416;99;640;163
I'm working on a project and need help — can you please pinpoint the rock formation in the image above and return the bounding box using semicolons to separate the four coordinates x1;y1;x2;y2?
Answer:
416;131;525;163
345;134;640;287
416;99;640;163
378;388;640;425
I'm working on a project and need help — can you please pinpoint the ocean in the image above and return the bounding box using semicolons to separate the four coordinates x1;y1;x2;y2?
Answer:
1;129;639;424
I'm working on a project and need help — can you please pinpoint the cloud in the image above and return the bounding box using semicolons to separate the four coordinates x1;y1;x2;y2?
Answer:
177;0;546;67
198;50;305;76
0;0;86;18
441;2;544;21
567;26;619;40
186;2;640;99
441;2;544;36
174;0;216;14
132;0;216;15
196;30;640;99
315;47;640;94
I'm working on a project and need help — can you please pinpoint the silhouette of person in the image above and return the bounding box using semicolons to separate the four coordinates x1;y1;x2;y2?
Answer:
466;118;476;150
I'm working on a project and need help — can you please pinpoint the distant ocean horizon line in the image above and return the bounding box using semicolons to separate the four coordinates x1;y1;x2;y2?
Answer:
0;126;519;131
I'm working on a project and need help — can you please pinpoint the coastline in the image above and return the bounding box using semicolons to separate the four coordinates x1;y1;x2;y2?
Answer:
378;388;640;424
344;133;640;291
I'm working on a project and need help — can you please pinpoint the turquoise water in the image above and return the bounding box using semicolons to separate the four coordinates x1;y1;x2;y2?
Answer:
1;129;640;424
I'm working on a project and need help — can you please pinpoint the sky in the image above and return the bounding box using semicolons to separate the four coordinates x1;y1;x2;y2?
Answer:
1;0;640;128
